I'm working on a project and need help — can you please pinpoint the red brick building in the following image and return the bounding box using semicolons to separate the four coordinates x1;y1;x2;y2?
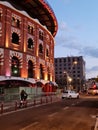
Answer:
0;0;58;94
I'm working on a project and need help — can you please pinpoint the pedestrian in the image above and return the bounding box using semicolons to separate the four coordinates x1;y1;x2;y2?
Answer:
20;90;28;101
19;90;28;108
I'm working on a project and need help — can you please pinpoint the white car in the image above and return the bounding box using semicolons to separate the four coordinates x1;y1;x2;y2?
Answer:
62;90;79;99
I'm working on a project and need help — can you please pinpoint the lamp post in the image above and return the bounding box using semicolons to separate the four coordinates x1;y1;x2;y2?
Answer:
63;71;72;90
64;60;78;90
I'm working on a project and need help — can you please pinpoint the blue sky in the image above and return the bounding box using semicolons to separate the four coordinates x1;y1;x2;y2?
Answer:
47;0;98;79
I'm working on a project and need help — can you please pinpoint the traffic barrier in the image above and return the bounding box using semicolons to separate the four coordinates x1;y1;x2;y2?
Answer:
0;102;3;114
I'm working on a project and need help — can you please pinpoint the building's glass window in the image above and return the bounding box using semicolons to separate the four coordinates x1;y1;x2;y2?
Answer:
39;31;43;41
47;67;50;80
0;12;2;21
68;57;71;62
11;17;20;28
17;19;20;28
28;25;34;35
0;87;4;94
28;60;34;78
55;59;57;63
12;32;19;44
11;56;20;76
40;64;44;79
64;59;66;62
59;59;62;62
78;71;80;73
39;44;43;53
28;38;34;49
12;17;15;26
46;49;49;57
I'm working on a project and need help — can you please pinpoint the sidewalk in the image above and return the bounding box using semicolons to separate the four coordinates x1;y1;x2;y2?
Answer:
0;95;60;115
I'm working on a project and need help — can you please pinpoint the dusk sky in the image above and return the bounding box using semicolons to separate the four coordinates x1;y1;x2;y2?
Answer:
47;0;98;79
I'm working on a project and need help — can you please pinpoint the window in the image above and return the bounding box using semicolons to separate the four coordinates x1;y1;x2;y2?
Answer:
12;17;15;26
28;25;34;35
11;56;20;76
39;31;43;41
59;59;62;62
64;59;66;62
28;38;34;49
28;60;34;78
46;49;49;57
11;17;20;28
40;64;44;79
39;44;43;53
0;12;2;21
17;19;20;28
12;32;19;44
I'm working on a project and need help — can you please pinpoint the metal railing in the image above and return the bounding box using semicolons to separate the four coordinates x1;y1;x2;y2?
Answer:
0;92;58;103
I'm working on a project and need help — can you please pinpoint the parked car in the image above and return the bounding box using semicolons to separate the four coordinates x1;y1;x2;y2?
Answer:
87;88;98;95
62;90;79;99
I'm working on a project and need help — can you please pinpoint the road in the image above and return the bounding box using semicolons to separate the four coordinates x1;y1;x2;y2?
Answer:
0;95;98;130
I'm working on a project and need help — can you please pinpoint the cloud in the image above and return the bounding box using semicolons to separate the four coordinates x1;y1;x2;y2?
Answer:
86;66;98;78
55;21;98;58
86;66;98;72
58;21;70;31
79;47;98;58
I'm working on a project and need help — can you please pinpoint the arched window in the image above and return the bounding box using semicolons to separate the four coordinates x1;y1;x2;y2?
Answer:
17;19;20;28
47;67;50;80
39;44;43;53
28;60;34;78
12;17;20;28
28;25;30;33
12;32;19;44
11;56;20;76
46;49;49;57
28;25;34;35
40;64;44;79
12;17;15;26
0;12;2;21
28;38;34;49
39;31;43;41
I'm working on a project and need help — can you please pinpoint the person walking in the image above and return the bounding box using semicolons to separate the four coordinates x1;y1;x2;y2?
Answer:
19;90;28;108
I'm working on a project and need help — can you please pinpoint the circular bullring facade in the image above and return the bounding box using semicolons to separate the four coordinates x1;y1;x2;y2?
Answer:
0;0;58;95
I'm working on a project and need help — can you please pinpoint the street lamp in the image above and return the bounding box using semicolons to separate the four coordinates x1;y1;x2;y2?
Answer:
63;60;78;91
68;60;78;90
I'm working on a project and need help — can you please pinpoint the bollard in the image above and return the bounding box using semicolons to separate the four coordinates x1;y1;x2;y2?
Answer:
34;99;36;106
51;96;52;103
1;102;3;114
25;100;27;107
15;101;17;111
40;97;42;104
46;96;48;103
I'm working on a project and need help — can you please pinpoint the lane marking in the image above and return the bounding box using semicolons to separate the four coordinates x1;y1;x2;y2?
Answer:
90;114;96;119
63;106;69;110
20;121;39;130
94;117;98;130
72;103;75;106
48;112;58;117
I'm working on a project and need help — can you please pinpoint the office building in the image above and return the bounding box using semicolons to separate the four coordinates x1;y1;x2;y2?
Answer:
54;56;85;91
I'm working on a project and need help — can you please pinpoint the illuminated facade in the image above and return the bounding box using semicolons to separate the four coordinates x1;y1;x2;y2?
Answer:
0;0;58;93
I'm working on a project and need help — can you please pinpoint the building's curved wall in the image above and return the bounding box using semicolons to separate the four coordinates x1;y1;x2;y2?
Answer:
0;2;55;82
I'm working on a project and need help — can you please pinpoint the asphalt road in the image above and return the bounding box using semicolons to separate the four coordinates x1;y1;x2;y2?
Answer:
0;95;98;130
